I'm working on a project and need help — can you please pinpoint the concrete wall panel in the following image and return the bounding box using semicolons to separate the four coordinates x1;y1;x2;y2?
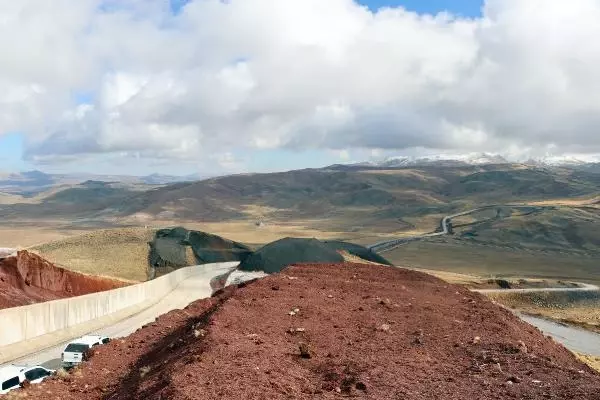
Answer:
0;262;238;347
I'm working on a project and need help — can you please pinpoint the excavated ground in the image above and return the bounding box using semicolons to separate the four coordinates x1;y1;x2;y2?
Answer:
0;251;127;309
19;263;600;400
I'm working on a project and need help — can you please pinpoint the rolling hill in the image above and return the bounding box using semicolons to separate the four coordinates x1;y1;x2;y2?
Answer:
1;165;598;232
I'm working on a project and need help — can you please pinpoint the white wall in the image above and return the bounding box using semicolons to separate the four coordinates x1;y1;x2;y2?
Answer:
0;262;238;348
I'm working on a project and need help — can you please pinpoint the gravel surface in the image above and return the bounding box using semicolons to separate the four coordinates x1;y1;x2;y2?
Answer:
19;263;600;399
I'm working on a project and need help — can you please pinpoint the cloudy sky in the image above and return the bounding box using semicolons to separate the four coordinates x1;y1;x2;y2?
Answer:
0;0;599;176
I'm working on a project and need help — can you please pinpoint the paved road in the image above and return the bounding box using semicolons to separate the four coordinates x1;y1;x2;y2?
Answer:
1;262;239;370
368;204;547;253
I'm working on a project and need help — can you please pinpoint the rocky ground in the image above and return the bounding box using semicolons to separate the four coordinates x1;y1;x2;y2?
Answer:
0;251;127;309
16;263;600;399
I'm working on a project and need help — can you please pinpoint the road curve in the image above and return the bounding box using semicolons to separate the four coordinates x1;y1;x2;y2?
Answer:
368;204;550;253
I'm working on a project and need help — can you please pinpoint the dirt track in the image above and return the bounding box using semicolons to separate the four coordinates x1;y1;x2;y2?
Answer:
0;251;127;309
20;263;600;399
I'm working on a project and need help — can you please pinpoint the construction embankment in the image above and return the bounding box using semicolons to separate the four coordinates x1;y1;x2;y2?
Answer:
0;250;127;309
0;261;239;364
19;263;600;400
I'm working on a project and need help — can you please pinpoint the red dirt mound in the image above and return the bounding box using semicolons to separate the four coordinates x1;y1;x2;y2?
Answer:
21;263;600;399
0;250;128;309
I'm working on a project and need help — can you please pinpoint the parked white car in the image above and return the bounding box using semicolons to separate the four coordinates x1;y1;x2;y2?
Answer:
0;365;23;395
61;335;111;368
0;365;54;395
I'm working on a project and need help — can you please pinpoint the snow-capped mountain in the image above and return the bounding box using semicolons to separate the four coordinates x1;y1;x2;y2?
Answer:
346;152;600;169
355;153;509;168
523;155;599;167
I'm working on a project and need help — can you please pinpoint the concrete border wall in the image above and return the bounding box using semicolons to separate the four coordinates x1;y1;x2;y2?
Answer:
0;262;238;348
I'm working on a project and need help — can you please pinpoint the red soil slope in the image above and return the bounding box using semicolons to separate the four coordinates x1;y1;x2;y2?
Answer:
22;263;600;399
0;250;127;309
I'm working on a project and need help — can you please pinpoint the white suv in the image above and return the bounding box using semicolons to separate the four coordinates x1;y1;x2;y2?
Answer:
61;335;111;368
0;365;54;395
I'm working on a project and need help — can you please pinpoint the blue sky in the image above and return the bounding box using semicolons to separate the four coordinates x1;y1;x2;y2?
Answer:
0;0;485;176
360;0;482;16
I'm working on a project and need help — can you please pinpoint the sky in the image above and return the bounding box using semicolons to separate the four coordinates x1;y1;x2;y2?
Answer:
1;0;600;176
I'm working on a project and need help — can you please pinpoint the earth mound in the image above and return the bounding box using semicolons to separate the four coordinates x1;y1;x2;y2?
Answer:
31;227;157;282
0;251;127;309
21;263;600;399
238;237;345;273
322;240;393;265
148;227;252;278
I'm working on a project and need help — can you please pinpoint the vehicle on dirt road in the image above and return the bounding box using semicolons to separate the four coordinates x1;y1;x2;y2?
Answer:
0;365;55;395
61;335;111;369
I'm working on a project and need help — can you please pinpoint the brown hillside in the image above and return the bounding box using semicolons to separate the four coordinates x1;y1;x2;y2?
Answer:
22;263;600;400
0;251;128;309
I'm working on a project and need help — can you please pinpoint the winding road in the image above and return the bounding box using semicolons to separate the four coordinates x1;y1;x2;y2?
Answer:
368;204;547;253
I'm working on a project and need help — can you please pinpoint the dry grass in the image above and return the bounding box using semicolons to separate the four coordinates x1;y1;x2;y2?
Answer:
576;354;600;372
485;293;600;334
30;227;156;282
527;195;600;207
385;241;600;284
136;219;352;244
407;267;482;285
0;226;87;248
338;250;385;266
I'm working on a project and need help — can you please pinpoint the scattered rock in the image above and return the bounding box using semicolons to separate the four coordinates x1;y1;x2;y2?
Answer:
139;366;151;378
193;329;206;338
271;285;280;291
299;342;311;359
376;323;391;333
507;376;522;384
355;382;367;391
473;336;481;345
518;340;528;353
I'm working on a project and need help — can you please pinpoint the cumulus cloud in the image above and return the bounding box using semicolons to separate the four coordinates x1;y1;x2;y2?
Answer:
1;0;600;170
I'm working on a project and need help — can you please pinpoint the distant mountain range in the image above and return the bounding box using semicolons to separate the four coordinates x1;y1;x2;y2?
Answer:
346;153;600;169
0;170;206;195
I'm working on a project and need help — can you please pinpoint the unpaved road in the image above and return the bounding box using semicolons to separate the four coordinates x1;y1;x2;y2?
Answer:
1;262;239;370
474;282;600;294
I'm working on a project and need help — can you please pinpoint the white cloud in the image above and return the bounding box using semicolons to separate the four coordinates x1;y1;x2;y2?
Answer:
0;0;599;172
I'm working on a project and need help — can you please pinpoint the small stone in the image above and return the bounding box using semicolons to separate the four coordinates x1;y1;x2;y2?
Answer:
335;387;342;393
377;323;391;332
299;342;311;359
355;382;367;391
472;336;481;344
507;376;522;384
271;285;280;291
532;380;542;384
193;329;206;338
517;340;528;353
327;295;334;298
